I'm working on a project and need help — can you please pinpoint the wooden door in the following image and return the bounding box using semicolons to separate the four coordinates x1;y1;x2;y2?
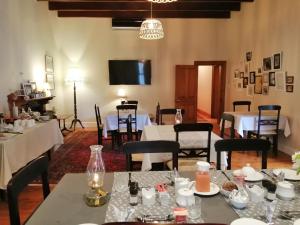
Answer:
175;65;197;123
211;65;222;119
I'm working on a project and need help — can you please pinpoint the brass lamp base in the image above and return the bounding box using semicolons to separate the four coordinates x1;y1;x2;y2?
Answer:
84;187;110;207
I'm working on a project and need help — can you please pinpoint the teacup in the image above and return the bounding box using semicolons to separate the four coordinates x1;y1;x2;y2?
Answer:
176;188;195;207
175;177;190;196
246;185;264;202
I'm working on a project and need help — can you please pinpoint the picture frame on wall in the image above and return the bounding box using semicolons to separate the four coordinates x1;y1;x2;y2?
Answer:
286;76;294;84
273;52;282;70
269;72;276;86
249;71;256;84
286;85;293;92
234;69;240;78
263;57;272;71
246;51;252;61
243;77;248;88
275;71;285;91
247;85;254;97
240;72;244;78
254;75;262;94
262;73;269;84
46;73;55;90
45;55;54;73
262;84;269;95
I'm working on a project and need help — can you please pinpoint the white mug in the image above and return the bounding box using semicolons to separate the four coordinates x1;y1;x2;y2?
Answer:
175;177;190;196
176;188;195;207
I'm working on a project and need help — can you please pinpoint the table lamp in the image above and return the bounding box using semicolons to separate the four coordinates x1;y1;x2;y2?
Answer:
66;68;84;130
117;88;127;104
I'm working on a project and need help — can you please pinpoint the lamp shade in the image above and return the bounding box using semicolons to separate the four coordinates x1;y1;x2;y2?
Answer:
139;18;164;40
66;68;83;83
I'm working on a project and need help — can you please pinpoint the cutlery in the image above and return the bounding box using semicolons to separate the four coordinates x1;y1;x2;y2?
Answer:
261;170;277;182
125;208;135;221
222;171;231;181
136;214;174;222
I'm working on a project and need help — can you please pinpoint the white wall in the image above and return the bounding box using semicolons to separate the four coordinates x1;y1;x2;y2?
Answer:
197;66;212;115
217;0;300;154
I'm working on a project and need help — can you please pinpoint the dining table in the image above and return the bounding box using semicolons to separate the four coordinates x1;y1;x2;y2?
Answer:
103;111;152;138
138;125;227;171
25;169;300;225
0;119;64;189
222;111;291;138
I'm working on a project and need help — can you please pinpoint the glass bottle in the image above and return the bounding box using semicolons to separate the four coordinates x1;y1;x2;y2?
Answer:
129;181;139;206
175;109;183;124
195;161;210;192
87;145;105;190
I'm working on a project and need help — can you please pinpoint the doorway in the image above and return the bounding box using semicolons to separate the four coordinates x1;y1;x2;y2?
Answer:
175;61;226;122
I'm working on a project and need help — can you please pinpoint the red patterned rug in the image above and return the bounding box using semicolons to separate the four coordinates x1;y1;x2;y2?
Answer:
48;130;126;184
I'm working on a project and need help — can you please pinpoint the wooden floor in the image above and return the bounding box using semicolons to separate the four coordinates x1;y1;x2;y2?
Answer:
0;125;292;225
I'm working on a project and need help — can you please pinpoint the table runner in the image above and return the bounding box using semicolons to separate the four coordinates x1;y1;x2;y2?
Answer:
105;171;205;223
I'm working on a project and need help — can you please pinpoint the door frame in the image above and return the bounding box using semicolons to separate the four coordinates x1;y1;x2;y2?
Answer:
194;61;227;121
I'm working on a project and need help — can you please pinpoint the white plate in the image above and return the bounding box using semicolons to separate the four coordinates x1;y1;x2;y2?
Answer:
193;182;220;196
273;168;300;181
231;218;267;225
233;170;264;182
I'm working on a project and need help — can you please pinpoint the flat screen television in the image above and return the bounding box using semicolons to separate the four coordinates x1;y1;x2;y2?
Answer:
108;60;151;85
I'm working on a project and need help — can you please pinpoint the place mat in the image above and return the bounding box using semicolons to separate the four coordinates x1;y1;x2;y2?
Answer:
222;170;300;225
105;171;204;223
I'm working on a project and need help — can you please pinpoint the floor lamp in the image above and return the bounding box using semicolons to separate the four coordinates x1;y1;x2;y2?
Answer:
67;68;84;130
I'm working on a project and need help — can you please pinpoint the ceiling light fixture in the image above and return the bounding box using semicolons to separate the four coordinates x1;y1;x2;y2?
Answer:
139;2;164;40
148;0;177;3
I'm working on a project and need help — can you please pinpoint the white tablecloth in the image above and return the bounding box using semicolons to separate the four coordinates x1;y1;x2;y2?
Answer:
103;111;152;138
0;119;64;189
139;125;226;171
222;111;291;137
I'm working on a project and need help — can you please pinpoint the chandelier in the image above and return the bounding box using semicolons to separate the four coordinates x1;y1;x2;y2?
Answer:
139;2;164;40
148;0;177;3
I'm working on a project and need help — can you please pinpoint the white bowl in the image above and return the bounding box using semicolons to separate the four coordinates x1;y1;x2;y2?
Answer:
230;198;248;209
40;115;50;121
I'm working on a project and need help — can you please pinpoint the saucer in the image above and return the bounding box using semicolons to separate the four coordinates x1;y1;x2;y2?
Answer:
233;170;264;182
273;168;300;181
193;183;220;196
230;218;267;225
294;219;300;225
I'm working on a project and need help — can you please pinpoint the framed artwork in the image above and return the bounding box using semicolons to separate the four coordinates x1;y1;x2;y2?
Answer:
22;82;32;96
45;55;54;73
269;72;276;86
247;85;254;97
262;84;269;95
236;80;243;90
275;71;285;91
262;73;269;84
240;72;244;78
273;52;282;70
254;75;262;94
263;57;272;71
243;77;248;88
286;85;294;92
246;51;252;61
286;76;294;84
258;68;262;73
249;71;256;84
46;73;55;90
234;69;240;78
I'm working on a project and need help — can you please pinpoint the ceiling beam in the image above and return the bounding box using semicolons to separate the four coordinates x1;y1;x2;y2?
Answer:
49;1;241;11
57;10;231;18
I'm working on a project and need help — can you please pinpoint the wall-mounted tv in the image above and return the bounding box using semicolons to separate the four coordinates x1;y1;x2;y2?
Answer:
108;60;151;85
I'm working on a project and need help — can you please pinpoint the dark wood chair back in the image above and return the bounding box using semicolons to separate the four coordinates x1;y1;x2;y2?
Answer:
126;114;133;142
220;113;235;139
124;140;179;171
174;123;213;162
159;108;185;125
233;101;251;112
116;104;137;133
215;139;270;170
155;102;160;124
94;104;103;145
121;100;138;105
257;105;281;136
7;156;50;225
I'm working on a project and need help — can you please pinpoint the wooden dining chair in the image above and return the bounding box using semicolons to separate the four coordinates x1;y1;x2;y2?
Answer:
94;104;104;145
215;139;270;170
220;113;235;139
124;140;179;171
7;155;50;225
167;123;213;171
233;100;251;112
116;104;138;145
159;108;185;125
247;105;281;156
